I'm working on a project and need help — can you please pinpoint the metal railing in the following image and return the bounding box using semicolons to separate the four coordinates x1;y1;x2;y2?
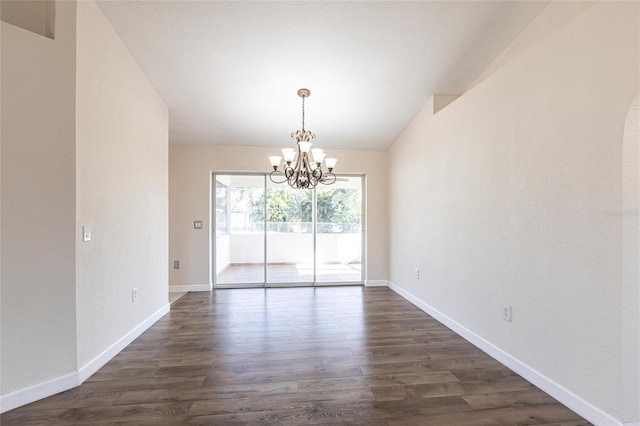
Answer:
230;222;361;234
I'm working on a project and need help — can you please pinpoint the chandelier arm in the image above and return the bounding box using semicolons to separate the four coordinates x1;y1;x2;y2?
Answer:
286;171;294;188
288;169;302;189
290;146;304;189
303;153;319;187
302;153;311;176
284;165;294;179
295;145;305;171
312;166;323;181
269;170;288;184
320;172;337;185
302;165;316;190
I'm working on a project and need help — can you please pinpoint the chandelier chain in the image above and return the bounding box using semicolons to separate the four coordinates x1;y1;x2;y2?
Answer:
301;95;305;132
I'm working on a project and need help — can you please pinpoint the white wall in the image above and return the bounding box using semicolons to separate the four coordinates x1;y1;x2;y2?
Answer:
169;144;388;288
1;0;168;411
76;0;169;368
467;1;595;92
1;0;55;39
389;1;638;422
1;1;78;395
621;93;639;423
0;0;3;403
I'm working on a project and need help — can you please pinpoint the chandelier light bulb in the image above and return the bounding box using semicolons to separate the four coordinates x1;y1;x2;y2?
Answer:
282;148;295;163
298;141;312;153
313;151;326;165
325;157;337;171
269;156;282;170
311;148;324;162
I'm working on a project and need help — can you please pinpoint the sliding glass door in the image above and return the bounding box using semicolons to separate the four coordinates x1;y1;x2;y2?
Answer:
213;173;363;287
315;176;363;283
214;174;266;286
265;181;314;285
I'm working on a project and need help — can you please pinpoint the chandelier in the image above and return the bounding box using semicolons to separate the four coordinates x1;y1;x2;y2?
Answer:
268;88;337;189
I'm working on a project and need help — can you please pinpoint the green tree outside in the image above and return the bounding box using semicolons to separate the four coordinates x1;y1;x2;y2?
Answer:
248;187;361;233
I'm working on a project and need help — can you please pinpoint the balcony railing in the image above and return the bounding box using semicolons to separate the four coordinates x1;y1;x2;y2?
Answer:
229;222;361;234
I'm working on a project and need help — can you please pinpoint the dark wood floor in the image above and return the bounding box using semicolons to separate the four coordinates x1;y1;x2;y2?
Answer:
2;287;590;425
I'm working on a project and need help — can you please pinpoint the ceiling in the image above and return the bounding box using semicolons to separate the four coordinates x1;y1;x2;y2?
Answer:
97;1;548;151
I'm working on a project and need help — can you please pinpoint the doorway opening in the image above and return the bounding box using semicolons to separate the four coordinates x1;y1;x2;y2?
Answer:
212;173;364;287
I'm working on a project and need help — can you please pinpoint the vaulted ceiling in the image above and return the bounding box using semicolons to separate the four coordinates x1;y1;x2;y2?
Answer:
97;1;548;150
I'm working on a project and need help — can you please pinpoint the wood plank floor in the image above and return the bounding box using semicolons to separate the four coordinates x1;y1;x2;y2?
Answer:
1;287;590;425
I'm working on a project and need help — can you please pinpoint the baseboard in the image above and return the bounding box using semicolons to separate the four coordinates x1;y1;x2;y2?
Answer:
386;281;622;426
0;372;78;414
364;279;389;287
78;303;170;383
623;422;640;426
169;283;211;292
1;303;171;414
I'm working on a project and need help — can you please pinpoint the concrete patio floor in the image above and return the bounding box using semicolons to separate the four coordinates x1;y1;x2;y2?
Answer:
216;263;362;286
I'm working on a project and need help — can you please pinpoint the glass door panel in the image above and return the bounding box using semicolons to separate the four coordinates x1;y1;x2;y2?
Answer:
266;181;314;285
316;176;363;283
214;174;265;286
213;173;364;287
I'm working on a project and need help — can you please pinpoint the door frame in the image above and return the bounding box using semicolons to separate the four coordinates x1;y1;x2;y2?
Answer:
210;171;366;288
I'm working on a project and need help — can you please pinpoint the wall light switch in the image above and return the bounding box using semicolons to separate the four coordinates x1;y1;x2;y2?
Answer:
194;221;203;229
82;225;91;242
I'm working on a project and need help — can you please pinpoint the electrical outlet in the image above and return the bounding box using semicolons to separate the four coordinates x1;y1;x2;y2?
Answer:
502;304;512;322
415;268;420;279
174;260;180;269
194;221;203;229
132;288;138;302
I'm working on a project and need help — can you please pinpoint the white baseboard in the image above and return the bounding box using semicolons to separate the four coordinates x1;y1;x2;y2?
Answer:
364;279;389;287
386;281;622;426
0;372;78;414
0;303;170;414
78;303;170;383
169;283;211;292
